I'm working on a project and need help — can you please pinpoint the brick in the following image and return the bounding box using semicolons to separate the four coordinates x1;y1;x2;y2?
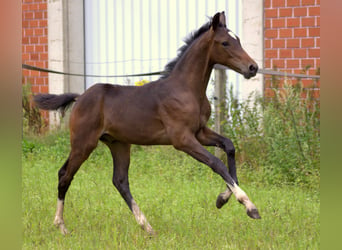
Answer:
287;0;300;6
34;28;44;36
287;39;300;48
35;45;44;52
24;11;34;19
308;69;318;76
30;20;39;27
302;0;315;5
264;79;273;89
287;59;300;68
266;49;278;58
29;37;39;44
265;9;278;18
302;79;314;89
316;16;320;26
302;59;315;67
294;49;307;58
294;28;307;37
279;29;293;38
22;20;29;28
25;28;34;36
280;49;292;58
39;36;48;44
309;27;320;37
35;61;45;68
29;4;39;11
265;19;271;28
265;29;278;38
22;53;30;61
22;37;29;44
34;11;43;19
309;7;320;16
273;39;286;48
30;53;39;61
273;0;285;7
272;18;286;28
287;18;300;27
302;17;316;27
264;60;271;68
294;7;307;17
31;85;39;93
39;20;48;27
315;37;320;47
26;45;35;53
264;0;271;8
40;85;49;93
279;8;293;17
30;70;41;77
39;3;47;10
35;77;45;85
265;39;271;49
301;38;315;47
308;48;320;57
273;59;285;68
264;88;276;98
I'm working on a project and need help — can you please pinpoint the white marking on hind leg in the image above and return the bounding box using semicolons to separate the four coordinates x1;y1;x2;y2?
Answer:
226;183;259;215
54;199;68;235
220;188;233;200
131;200;154;234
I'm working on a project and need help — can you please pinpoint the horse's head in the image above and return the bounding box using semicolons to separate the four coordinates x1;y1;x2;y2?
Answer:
209;12;258;79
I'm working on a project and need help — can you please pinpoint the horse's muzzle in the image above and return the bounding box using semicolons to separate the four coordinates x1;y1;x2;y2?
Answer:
244;63;258;79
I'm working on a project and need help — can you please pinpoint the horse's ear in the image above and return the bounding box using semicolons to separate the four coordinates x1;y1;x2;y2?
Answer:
219;11;226;25
212;12;221;31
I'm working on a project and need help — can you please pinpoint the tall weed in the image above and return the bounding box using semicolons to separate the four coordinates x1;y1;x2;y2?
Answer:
221;80;319;188
22;83;45;134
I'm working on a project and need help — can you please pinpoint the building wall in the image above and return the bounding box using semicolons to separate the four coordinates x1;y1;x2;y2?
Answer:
264;0;320;98
22;0;48;94
22;1;321;98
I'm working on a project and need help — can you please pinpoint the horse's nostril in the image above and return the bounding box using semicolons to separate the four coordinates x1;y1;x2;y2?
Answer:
249;64;258;73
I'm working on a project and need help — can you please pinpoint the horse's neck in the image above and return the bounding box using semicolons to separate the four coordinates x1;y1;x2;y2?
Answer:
171;35;213;98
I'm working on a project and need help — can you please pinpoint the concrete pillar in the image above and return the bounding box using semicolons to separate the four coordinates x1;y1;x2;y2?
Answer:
48;0;85;127
241;0;264;101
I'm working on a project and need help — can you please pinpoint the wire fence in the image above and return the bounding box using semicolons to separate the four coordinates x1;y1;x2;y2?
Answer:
22;63;320;80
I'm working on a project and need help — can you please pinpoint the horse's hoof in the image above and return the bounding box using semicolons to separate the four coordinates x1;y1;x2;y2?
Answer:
59;224;69;235
247;208;261;219
216;193;231;209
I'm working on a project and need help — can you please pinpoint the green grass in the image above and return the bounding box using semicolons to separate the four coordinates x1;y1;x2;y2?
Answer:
22;132;319;249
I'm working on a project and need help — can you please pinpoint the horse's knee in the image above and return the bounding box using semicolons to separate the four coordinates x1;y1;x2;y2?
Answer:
223;139;235;157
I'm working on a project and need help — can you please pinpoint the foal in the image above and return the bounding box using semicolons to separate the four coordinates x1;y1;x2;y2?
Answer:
34;12;260;235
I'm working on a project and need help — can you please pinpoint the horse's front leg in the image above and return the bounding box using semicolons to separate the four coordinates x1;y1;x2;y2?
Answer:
196;127;238;209
173;131;261;219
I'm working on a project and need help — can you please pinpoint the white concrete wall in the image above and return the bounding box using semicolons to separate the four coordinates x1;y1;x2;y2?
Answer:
48;0;84;127
241;0;264;101
48;0;65;127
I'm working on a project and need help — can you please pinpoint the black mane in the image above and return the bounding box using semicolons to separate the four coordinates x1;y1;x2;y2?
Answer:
160;20;212;79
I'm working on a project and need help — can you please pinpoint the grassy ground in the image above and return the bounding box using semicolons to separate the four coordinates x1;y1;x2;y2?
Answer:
22;131;319;249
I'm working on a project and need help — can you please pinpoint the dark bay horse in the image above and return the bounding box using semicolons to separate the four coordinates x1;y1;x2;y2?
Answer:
34;12;260;235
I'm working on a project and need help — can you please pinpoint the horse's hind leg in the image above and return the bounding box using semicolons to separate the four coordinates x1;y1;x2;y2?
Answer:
104;141;154;234
54;140;97;235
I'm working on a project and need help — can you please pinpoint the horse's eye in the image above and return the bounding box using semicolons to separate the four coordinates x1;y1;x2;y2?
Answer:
222;41;229;47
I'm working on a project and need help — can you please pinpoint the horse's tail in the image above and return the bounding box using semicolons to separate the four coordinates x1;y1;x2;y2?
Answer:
33;93;80;115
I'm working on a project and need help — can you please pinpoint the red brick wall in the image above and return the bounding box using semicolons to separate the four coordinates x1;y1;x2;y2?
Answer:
264;0;320;98
22;0;48;94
